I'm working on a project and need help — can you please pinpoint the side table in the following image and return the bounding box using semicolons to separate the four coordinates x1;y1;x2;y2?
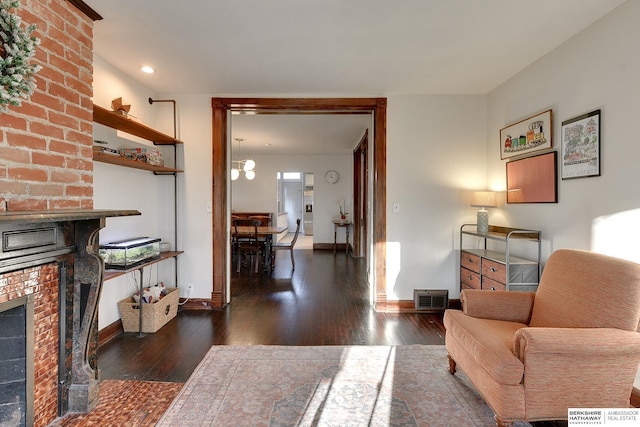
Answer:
332;220;351;254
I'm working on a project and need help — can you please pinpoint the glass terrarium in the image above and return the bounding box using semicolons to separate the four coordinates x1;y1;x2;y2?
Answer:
99;237;161;269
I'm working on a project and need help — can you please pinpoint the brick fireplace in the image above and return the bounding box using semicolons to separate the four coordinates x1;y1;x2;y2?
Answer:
0;210;137;426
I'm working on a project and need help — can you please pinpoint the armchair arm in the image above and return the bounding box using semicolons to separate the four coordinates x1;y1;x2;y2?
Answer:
513;327;640;414
461;289;535;323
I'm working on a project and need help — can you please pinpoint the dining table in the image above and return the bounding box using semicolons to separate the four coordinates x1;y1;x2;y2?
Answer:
232;225;288;271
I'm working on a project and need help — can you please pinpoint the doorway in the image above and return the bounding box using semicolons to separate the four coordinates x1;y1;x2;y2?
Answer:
211;97;387;310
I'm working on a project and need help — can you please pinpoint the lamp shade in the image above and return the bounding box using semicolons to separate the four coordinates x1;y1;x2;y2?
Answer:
470;191;497;208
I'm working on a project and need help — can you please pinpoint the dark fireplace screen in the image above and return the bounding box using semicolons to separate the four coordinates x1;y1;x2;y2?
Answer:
0;295;34;426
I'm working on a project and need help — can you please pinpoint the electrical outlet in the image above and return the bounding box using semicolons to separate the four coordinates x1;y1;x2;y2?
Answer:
187;284;194;296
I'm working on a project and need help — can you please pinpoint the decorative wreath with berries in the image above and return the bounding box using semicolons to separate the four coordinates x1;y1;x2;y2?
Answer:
0;0;41;112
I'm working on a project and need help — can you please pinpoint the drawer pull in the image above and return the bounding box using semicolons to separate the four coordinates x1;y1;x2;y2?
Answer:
491;287;496;290
467;258;473;263
467;275;472;280
490;267;497;272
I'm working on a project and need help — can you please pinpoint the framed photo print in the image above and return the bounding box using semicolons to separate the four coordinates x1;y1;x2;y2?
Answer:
561;109;600;179
499;109;552;159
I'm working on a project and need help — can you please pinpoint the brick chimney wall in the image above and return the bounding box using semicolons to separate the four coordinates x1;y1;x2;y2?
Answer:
0;0;94;212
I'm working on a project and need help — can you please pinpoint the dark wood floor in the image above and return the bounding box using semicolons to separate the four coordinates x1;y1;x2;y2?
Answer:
97;247;567;426
99;249;445;382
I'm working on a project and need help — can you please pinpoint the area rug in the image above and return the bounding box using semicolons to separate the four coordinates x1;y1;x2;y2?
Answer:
157;345;531;426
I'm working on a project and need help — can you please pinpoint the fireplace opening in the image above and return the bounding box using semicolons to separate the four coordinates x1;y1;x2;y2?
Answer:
0;295;34;427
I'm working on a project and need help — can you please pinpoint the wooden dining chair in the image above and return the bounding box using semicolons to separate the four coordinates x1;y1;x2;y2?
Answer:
271;218;301;271
247;215;271;226
233;219;262;273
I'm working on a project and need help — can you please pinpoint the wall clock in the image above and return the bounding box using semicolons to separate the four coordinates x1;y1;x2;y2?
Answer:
325;170;340;184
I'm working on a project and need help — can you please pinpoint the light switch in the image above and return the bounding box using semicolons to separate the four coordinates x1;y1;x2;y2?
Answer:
206;202;212;213
393;202;400;213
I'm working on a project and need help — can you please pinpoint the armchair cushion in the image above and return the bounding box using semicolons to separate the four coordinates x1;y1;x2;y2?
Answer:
444;310;527;385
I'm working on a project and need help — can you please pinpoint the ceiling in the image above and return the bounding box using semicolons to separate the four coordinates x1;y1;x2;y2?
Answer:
86;0;626;155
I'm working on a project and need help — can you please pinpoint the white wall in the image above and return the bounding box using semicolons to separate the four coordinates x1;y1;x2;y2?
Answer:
386;95;487;300
485;0;640;389
486;0;640;263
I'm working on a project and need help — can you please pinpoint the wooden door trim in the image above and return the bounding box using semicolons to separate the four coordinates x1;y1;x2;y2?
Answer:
353;130;368;258
211;97;386;309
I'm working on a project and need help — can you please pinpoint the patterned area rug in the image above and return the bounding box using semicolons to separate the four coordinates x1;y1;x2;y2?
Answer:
157;345;531;426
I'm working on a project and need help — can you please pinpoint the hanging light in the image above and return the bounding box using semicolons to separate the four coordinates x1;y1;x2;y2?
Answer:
231;168;240;180
232;138;257;180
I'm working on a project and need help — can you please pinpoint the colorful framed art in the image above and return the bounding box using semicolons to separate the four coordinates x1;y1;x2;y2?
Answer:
500;109;552;160
561;109;601;180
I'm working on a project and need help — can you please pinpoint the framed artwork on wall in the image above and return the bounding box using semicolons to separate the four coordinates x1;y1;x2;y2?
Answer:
561;109;601;180
506;151;558;204
499;109;552;159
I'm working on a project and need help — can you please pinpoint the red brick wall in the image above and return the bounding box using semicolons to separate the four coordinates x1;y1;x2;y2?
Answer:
0;263;59;427
0;0;94;212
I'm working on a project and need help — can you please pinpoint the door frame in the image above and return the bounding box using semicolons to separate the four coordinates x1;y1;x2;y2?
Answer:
211;97;387;310
353;130;368;259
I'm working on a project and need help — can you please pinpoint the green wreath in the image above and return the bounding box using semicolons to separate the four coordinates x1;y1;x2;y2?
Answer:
0;0;41;112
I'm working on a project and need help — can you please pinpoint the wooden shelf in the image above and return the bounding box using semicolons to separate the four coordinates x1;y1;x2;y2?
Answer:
93;152;183;173
103;251;184;281
93;104;184;145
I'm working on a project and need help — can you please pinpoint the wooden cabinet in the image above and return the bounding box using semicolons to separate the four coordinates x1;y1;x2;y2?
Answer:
460;224;541;292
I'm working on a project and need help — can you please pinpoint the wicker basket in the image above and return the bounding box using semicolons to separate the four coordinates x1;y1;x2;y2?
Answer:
118;287;179;333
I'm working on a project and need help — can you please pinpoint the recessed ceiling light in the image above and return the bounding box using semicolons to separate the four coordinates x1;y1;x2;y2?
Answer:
140;65;155;74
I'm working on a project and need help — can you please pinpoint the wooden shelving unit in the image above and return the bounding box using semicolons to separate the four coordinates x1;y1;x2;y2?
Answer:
93;104;184;145
93;151;183;173
103;251;184;281
93;103;184;334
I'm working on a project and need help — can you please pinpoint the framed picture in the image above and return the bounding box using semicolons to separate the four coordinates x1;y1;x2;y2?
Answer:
500;109;552;159
561;109;601;179
506;151;557;203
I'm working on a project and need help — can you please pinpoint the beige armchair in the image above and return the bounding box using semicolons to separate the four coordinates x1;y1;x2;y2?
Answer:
444;249;640;427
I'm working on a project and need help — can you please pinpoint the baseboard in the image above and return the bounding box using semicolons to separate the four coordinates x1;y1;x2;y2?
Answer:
99;319;123;347
312;243;349;252
381;298;460;313
179;297;213;311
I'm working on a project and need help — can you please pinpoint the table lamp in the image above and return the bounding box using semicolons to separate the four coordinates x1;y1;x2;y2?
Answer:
471;191;497;233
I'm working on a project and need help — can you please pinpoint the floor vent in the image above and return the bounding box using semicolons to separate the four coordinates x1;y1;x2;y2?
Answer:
414;289;448;311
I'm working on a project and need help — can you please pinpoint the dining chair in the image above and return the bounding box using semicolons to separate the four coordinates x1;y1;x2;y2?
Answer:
248;215;271;226
233;219;262;273
271;218;301;271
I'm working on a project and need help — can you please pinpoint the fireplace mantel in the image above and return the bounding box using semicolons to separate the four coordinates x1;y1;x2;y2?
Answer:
0;209;140;417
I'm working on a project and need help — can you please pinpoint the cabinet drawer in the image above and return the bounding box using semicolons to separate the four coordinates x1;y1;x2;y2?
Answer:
460;267;480;290
460;251;481;273
482;276;506;291
482;259;506;283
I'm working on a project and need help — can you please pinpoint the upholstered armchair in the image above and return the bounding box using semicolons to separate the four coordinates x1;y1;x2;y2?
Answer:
444;249;640;427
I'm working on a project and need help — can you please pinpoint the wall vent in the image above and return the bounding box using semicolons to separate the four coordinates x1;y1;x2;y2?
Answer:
414;289;448;311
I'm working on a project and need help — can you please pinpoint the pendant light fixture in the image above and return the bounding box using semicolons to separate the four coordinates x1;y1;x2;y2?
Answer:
231;138;256;180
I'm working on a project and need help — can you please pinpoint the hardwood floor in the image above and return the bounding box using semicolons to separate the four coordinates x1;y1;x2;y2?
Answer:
95;247;567;426
99;249;446;382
